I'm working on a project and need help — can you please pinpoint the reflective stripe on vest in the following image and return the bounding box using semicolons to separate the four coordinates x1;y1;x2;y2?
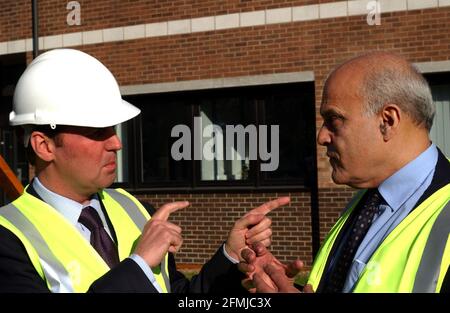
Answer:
103;188;171;292
0;203;74;292
413;200;450;292
307;184;450;292
0;187;171;293
105;189;147;230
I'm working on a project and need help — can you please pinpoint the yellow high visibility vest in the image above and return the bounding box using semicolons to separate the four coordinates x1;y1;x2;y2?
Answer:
0;187;171;293
308;184;450;292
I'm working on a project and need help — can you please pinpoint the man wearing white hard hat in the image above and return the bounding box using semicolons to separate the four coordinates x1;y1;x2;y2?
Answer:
0;49;290;292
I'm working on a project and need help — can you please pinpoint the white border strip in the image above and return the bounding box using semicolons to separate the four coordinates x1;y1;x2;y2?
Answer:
415;60;450;73
120;60;450;95
1;0;448;56
120;71;314;95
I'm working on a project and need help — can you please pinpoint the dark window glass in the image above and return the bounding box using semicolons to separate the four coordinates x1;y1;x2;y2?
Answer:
123;82;316;190
127;94;191;185
260;85;315;185
0;53;27;205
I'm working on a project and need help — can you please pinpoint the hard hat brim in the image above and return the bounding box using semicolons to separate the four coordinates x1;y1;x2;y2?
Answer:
10;99;141;128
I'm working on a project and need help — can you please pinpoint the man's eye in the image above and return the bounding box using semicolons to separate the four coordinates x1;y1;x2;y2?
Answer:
326;116;338;124
85;129;103;138
87;129;99;136
324;116;343;130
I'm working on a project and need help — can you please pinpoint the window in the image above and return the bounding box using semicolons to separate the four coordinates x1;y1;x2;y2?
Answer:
259;88;316;186
0;53;27;204
426;73;450;156
123;95;192;188
121;83;316;190
114;122;129;183
198;96;254;182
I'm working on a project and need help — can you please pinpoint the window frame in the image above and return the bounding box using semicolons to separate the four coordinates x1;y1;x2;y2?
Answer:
113;82;317;193
425;71;450;157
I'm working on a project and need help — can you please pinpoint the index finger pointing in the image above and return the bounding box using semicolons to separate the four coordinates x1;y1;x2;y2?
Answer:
153;201;189;221
247;197;290;216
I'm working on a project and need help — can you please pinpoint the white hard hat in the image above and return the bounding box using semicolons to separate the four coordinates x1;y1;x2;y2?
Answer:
10;49;140;128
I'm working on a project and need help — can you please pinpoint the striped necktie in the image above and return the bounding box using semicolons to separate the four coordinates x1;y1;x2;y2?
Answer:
78;206;120;268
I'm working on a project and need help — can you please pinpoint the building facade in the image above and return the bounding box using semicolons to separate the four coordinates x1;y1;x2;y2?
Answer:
0;0;449;267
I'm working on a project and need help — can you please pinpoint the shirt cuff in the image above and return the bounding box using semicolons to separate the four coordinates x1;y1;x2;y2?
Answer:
222;243;239;264
129;254;163;293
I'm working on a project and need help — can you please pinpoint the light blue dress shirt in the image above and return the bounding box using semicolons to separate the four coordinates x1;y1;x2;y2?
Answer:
32;178;163;292
342;144;438;292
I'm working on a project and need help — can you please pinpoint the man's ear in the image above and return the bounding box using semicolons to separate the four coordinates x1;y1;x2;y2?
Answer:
379;104;401;141
29;131;56;162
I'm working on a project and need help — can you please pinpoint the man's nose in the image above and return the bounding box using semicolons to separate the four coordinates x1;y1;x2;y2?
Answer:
106;131;122;151
317;124;331;146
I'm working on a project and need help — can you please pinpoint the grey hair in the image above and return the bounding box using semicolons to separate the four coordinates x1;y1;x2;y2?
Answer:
361;63;435;131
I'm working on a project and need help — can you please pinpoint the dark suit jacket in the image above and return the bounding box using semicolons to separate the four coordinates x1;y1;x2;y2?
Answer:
0;186;244;293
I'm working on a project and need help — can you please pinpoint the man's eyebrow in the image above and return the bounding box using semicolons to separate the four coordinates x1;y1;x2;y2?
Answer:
320;109;345;119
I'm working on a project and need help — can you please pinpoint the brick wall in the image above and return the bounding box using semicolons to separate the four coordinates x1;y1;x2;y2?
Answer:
135;187;354;267
3;2;450;266
1;0;345;41
137;191;314;266
318;187;356;242
0;1;31;41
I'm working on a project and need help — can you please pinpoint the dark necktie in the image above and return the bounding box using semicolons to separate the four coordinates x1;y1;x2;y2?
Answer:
324;189;383;293
78;206;120;268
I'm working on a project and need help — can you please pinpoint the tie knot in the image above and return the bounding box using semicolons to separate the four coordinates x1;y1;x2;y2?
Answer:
78;206;104;232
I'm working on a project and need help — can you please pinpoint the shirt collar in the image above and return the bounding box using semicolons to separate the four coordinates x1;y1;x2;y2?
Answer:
378;144;438;212
32;177;101;227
